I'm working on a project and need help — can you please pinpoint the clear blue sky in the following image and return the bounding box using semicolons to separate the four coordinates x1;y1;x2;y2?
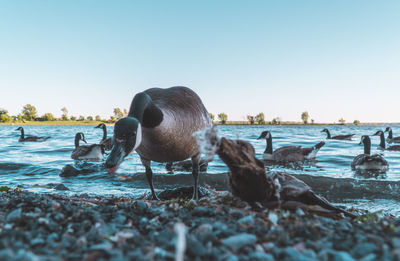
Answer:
1;1;399;122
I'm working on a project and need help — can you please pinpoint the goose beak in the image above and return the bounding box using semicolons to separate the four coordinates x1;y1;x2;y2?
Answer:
256;135;263;140
105;140;126;174
82;139;87;143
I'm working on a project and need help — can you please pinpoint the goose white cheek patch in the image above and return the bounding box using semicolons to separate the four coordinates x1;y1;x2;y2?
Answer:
133;123;142;151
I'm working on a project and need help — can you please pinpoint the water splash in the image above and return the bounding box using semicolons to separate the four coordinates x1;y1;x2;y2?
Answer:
193;125;219;162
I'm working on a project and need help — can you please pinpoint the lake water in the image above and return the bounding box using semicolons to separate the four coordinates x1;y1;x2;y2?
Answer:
1;124;400;215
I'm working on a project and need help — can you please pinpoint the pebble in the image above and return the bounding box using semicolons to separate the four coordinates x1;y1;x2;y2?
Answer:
238;215;255;226
6;208;22;223
249;252;274;261
54;184;69;190
222;233;257;252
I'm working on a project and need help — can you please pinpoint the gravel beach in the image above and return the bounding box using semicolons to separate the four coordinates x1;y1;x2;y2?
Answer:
0;187;399;261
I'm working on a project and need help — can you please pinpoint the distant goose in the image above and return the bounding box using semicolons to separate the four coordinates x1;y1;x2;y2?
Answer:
321;128;355;140
257;131;325;162
385;127;400;144
95;123;112;150
351;135;388;171
373;130;400;151
16;127;50;142
71;132;105;161
105;86;211;200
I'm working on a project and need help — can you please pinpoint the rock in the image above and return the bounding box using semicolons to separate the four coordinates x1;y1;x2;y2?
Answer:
192;207;215;217
392;237;400;249
59;164;79;177
222;233;257;252
187;236;207;257
54;184;69;190
135;200;148;213
31;237;45;246
6;208;22;223
249;252;274;261
230;209;245;219
238;215;255;226
318;249;356;261
360;254;377;261
351;243;377;258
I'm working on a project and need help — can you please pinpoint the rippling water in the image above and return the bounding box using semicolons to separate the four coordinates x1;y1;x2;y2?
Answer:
1;124;400;214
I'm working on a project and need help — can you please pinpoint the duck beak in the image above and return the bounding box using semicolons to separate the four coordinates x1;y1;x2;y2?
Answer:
105;140;126;174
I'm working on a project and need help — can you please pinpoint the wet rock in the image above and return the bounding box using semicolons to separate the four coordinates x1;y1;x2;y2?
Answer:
30;237;45;247
351;243;377;258
230;209;245;219
249;252;274;261
192;206;214;217
238;215;255;226
135;200;148;213
54;184;69;190
59;164;79;177
360;254;377;261
318;249;356;261
222;233;257;252
157;186;210;200
187;236;207;257
6;208;22;223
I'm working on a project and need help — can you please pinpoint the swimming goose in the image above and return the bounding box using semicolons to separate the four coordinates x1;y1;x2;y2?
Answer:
351;135;388;171
321;128;355;140
95;123;113;150
385;127;400;144
16;127;50;142
373;130;400;151
257;131;325;162
71;132;105;161
105;86;212;200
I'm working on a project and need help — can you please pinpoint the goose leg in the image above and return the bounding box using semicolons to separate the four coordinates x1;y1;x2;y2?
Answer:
191;154;201;200
141;158;159;200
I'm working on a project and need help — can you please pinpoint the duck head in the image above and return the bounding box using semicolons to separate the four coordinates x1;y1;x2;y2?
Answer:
257;131;271;140
105;117;142;174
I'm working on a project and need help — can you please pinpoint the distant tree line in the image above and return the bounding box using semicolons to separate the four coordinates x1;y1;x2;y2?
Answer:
0;104;129;123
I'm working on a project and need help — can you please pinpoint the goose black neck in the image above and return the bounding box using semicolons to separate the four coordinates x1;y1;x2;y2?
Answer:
378;132;386;149
264;136;273;154
19;128;24;139
74;134;81;148
325;130;331;138
128;92;163;128
101;125;107;141
363;137;371;155
388;130;393;139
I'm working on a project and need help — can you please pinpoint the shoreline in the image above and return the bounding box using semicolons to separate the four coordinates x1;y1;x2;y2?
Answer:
0;188;398;260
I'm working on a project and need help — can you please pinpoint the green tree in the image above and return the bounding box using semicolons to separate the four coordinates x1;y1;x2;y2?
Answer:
255;113;265;125
109;116;116;122
87;116;93;121
42;113;55;121
70;116;77;121
78;115;85;121
0;108;8;116
301;111;309;124
0;113;11;122
218;113;228;124
353;120;360;126
61;107;68;120
209;113;215;123
114;108;123;119
22;104;37;121
247;115;255;125
311;119;315;124
339;118;346;125
95;115;101;121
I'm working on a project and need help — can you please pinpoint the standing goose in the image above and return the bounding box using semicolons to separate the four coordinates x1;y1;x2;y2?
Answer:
373;130;400;151
385;127;400;144
16;127;50;142
71;132;105;161
351;135;388;171
95;123;113;150
321;128;355;140
105;86;212;200
257;131;325;162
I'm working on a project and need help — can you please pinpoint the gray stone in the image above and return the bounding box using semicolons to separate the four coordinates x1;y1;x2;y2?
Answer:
136;200;148;213
6;208;22;223
360;254;377;261
238;215;255;226
192;206;214;217
54;184;69;190
351;243;377;258
222;233;257;252
249;252;274;261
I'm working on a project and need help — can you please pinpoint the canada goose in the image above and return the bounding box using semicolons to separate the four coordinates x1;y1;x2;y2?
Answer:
351;135;388;171
257;131;325;162
385;127;400;144
71;132;105;161
373;130;400;151
16;127;50;142
95;123;112;150
105;87;211;200
321;128;355;140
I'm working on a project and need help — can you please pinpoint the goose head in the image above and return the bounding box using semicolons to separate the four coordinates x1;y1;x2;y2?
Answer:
359;135;370;145
257;131;271;140
75;132;87;143
95;123;105;129
385;127;391;133
105;117;142;174
321;128;328;133
373;130;384;137
16;127;23;131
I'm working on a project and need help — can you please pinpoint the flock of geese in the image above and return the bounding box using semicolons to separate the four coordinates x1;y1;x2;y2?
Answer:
257;127;400;172
10;87;400;200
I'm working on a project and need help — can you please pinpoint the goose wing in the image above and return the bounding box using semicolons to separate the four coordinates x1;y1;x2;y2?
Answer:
21;136;50;142
71;144;104;160
391;136;400;144
331;134;355;140
101;138;113;150
273;146;305;162
387;145;400;151
351;154;368;169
